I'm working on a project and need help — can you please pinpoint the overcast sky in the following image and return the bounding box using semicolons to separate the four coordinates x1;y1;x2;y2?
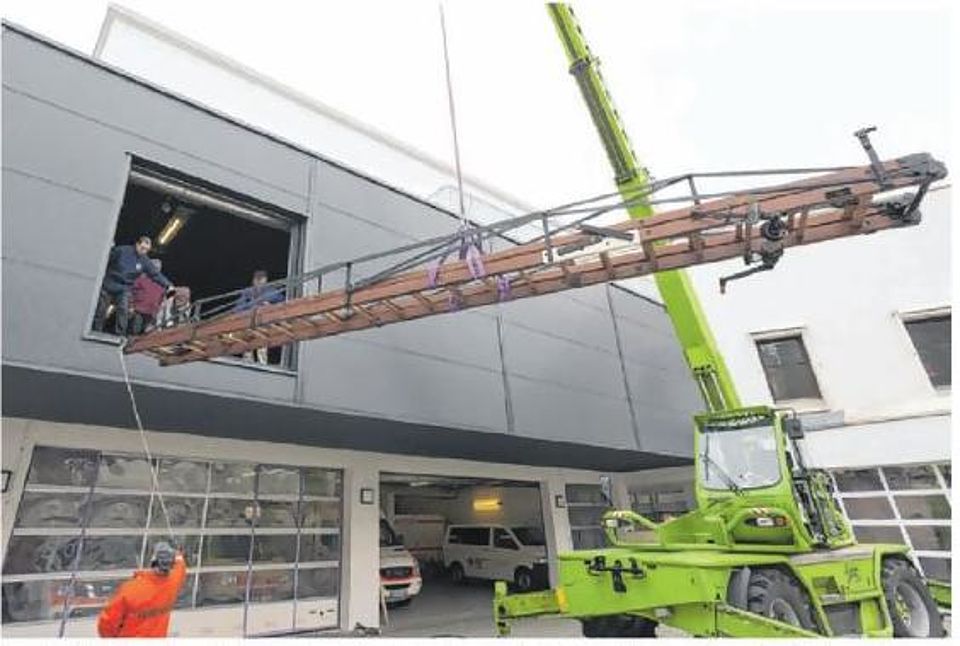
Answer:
2;0;952;212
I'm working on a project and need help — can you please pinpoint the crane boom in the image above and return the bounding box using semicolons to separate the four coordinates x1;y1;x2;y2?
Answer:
547;3;740;411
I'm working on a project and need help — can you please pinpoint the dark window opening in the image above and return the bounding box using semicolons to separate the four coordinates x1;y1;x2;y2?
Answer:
91;163;301;368
756;335;822;402
904;314;951;388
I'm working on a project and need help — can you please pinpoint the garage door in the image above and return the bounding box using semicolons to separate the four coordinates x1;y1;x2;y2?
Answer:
1;446;342;637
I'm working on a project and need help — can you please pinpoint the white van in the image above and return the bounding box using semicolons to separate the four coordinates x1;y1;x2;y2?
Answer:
380;517;422;605
443;524;547;591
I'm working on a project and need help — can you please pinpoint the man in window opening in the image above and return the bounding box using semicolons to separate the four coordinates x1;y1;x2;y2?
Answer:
130;259;167;335
97;541;186;638
93;236;174;336
233;269;285;364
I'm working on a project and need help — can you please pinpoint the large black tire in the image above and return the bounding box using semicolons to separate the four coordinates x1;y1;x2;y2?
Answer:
514;567;534;592
747;568;819;632
581;614;657;638
448;562;465;584
881;557;945;638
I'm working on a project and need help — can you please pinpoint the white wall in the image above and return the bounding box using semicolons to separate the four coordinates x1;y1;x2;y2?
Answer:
668;187;951;426
389;485;542;527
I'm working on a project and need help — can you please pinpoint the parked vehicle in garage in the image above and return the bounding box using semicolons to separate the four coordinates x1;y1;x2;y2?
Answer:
380;517;422;606
443;525;547;591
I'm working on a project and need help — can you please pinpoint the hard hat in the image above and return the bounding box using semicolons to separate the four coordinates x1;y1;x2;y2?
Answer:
150;541;176;575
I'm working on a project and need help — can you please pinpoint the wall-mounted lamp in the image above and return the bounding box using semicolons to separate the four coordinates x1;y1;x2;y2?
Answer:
472;497;502;512
360;487;375;505
2;470;12;493
554;494;566;509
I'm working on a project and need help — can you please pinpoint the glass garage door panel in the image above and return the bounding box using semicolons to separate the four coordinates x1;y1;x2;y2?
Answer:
2;446;343;637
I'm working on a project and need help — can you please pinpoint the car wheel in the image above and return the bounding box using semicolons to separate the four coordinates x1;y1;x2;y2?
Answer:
514;567;534;592
449;562;465;584
746;568;818;632
882;557;944;638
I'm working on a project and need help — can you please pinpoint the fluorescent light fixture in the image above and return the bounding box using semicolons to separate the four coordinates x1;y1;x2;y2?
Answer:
157;215;185;246
473;497;501;512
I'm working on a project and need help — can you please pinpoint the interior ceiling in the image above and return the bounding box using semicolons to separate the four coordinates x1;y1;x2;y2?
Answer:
113;183;291;302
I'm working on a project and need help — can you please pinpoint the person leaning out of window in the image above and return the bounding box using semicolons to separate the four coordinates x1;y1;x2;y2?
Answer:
93;236;176;337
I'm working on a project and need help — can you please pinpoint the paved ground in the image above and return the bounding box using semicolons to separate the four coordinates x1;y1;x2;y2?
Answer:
315;577;950;639
381;578;581;638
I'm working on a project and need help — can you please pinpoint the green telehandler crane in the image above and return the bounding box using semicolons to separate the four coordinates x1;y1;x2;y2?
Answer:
492;4;949;638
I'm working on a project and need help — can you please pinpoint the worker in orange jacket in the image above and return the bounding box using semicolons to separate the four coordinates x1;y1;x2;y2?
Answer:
97;542;186;638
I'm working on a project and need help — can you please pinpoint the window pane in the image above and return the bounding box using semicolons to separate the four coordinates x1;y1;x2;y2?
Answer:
97;455;154;490
565;485;605;504
67;577;126;618
938;464;951;487
895;495;951;520
303;469;341;498
3;536;81;575
257;466;300;497
905;316;951;387
297;567;338;599
79;536;142;571
86;494;150;528
145;534;202;567
251;535;297;563
298;500;340;528
157;459;208;493
832;469;883;492
569;507;604;527
249;569;294;603
14;492;89;528
1;579;70;622
299;534;339;562
906;526;951;551
918;557;951;582
852;526;905;544
206;499;259;528
210;462;256;495
571;528;606;549
258;501;297;528
197;571;247;607
203;535;251;566
756;336;822;401
843;497;895;520
883;465;939;490
26;446;98;487
152;496;204;528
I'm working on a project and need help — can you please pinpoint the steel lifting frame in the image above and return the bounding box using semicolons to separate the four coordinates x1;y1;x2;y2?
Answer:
124;153;945;365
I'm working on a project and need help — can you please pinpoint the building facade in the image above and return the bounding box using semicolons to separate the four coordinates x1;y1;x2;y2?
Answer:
1;23;700;637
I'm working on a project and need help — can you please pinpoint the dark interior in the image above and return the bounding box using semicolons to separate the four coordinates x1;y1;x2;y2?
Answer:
96;178;294;365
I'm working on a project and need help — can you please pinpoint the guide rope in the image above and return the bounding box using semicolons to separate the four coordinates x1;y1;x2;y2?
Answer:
118;344;176;543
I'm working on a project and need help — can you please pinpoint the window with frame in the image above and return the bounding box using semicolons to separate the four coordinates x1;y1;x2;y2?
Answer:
1;446;341;633
903;313;951;388
565;484;608;550
830;463;951;582
755;334;822;402
90;160;302;369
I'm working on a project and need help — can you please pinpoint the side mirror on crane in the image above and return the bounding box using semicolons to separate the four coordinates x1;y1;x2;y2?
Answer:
783;417;804;440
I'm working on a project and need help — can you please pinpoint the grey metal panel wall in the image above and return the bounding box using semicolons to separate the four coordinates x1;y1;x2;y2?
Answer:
2;26;697;457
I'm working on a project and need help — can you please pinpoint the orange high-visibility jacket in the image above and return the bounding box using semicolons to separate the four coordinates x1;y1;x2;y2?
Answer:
97;554;186;638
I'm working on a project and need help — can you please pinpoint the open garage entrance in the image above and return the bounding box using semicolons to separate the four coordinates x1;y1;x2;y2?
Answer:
377;473;549;637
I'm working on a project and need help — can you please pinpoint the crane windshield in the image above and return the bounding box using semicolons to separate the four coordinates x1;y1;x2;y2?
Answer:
699;417;781;491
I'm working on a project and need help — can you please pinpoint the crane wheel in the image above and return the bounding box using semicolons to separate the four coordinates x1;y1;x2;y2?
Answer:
746;568;818;632
881;557;944;638
580;614;656;638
